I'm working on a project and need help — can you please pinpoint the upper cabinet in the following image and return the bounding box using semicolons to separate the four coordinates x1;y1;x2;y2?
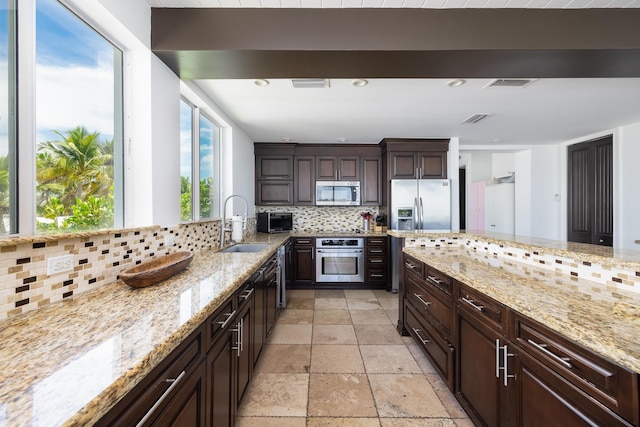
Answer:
316;156;360;181
382;138;449;180
256;155;293;180
255;144;295;205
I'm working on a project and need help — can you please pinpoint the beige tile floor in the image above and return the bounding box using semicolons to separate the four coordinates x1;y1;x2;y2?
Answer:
236;289;473;427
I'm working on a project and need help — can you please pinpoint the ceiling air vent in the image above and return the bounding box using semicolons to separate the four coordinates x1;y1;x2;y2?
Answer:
462;113;492;124
291;79;330;89
485;79;536;88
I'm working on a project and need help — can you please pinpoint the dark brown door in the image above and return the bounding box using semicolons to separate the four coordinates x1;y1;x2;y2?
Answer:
293;239;315;285
361;157;382;205
294;156;315;205
154;361;206;427
208;329;235;427
236;301;253;407
457;309;509;427
418;152;447;179
338;157;359;180
567;135;613;246
316;156;338;180
265;270;277;336
252;277;265;366
256;181;293;205
389;152;418;179
255;155;293;180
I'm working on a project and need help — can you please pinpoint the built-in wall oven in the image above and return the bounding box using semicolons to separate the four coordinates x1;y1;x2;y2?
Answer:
315;238;364;283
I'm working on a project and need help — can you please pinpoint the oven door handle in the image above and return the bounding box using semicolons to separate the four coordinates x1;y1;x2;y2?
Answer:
316;249;363;253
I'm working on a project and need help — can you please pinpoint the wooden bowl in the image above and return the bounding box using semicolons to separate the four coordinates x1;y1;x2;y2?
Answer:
120;251;194;288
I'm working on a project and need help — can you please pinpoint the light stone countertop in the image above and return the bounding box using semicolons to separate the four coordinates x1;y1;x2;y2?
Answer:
1;230;639;426
0;233;288;427
402;245;640;373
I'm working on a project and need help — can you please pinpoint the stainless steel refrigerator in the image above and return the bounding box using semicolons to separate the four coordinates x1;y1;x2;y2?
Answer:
390;179;451;231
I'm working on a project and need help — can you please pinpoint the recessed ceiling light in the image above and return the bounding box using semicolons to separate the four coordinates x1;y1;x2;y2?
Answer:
447;79;466;88
352;79;368;87
281;138;291;142
254;79;269;87
338;138;347;142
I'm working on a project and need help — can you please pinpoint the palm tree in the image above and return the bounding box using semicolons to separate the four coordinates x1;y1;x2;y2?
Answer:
36;126;113;214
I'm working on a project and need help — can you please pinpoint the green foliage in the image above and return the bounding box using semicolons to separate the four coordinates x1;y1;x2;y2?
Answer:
35;126;115;232
199;177;212;218
181;176;192;222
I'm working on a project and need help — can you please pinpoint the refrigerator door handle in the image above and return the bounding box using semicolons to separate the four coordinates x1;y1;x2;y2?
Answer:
414;197;420;230
419;197;424;230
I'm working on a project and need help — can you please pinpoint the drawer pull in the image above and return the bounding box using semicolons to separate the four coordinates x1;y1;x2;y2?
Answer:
241;288;254;300
412;328;431;345
371;274;384;278
427;275;443;285
462;297;484;312
369;249;384;253
405;262;417;270
369;259;383;263
370;239;384;244
217;309;237;329
527;339;572;368
297;240;311;244
414;293;431;308
136;370;186;427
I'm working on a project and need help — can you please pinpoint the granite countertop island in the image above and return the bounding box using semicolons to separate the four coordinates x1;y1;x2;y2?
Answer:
0;233;288;427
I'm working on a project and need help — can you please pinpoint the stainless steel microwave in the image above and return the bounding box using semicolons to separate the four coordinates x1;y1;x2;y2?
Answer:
315;181;361;206
257;212;293;233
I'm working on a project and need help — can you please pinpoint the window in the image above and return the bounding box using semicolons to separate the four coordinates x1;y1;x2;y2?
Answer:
0;0;16;234
180;99;193;222
34;0;123;232
180;97;220;222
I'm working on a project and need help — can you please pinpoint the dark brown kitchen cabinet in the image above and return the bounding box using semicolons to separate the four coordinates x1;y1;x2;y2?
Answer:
365;236;388;287
361;157;382;205
510;312;639;427
381;138;449;180
95;327;205;427
316;156;359;181
256;181;293;206
255;155;293;180
284;239;293;288
292;237;315;286
456;283;510;427
235;290;253;407
402;255;455;391
207;324;235;427
294;156;315;205
262;256;278;337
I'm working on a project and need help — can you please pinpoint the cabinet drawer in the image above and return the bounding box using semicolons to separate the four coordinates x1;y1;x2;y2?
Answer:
367;268;387;282
406;274;452;338
404;255;424;280
367;237;387;246
405;301;455;391
207;299;236;349
293;238;314;246
512;312;639;424
458;283;507;335
366;247;386;256
367;256;386;267
424;266;452;296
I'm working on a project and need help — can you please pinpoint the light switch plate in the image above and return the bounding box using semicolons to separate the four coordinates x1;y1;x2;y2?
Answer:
47;254;74;275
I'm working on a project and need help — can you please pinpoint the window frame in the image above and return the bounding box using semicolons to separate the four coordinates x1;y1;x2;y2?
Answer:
179;94;221;223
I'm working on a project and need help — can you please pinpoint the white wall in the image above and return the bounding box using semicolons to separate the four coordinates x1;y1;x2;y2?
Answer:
530;145;562;240
618;122;640;249
491;153;515;178
470;152;492;182
514;150;531;236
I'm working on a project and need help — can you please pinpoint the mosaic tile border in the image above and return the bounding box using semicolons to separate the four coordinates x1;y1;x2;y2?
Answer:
0;220;230;321
404;237;640;295
256;206;383;232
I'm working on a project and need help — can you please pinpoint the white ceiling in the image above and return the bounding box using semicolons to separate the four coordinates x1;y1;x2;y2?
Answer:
194;78;640;146
149;3;640;147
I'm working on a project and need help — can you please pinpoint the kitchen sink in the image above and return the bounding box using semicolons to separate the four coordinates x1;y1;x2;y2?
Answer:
219;243;270;253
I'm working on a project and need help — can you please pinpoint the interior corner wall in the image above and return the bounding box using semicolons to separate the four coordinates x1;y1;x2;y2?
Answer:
618;121;640;249
470;152;492;182
150;54;181;226
448;138;461;232
514;150;531;237
530;145;562;240
491;153;515;178
229;129;256;217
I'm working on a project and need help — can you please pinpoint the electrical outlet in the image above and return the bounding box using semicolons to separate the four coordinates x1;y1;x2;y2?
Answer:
164;235;176;247
47;254;74;275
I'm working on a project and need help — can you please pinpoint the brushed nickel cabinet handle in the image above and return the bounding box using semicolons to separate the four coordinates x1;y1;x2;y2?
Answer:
412;328;430;345
462;297;484;312
527;339;572;368
414;293;431;308
218;309;237;329
136;370;186;427
427;275;443;285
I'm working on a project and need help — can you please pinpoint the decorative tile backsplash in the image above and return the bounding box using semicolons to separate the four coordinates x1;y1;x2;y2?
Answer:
0;220;230;321
256;206;383;232
404;236;640;294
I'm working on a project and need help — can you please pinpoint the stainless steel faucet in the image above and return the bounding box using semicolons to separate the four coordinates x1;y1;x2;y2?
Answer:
220;194;249;248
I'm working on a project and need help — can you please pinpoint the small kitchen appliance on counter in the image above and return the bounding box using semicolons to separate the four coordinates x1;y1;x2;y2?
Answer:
257;212;293;233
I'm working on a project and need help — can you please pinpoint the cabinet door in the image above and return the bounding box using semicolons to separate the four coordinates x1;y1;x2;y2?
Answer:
361;157;382;205
389;152;418;179
418;152;447;179
265;270;278;337
316;156;338;180
256;155;293;180
153;360;207;427
294;156;315;205
457;307;509;427
512;348;633;427
236;301;253;407
293;239;315;285
338;157;359;180
256;181;293;206
285;240;293;288
207;329;235;427
485;184;514;234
